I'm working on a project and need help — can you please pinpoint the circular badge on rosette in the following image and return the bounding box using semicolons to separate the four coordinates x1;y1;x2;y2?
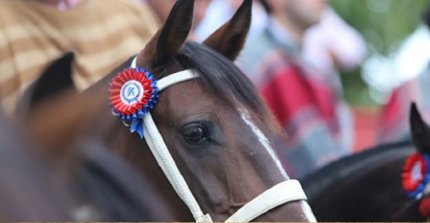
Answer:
109;67;159;137
402;152;430;199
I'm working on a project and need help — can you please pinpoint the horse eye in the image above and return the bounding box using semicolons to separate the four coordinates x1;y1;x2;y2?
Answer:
181;122;210;145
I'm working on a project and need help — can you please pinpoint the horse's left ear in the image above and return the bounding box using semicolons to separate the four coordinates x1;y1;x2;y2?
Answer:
410;102;430;153
29;52;76;108
16;52;76;116
137;0;194;69
203;0;252;61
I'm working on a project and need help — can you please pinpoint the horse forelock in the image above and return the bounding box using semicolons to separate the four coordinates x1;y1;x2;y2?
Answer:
99;42;280;139
167;41;281;137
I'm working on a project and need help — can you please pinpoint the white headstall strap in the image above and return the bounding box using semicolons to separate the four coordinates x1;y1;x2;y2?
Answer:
130;56;137;69
143;114;212;222
131;59;211;222
129;57;307;222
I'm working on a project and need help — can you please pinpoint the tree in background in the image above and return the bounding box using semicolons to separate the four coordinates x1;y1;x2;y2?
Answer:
331;0;429;106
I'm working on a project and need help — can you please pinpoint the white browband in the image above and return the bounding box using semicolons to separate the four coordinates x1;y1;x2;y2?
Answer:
130;57;307;222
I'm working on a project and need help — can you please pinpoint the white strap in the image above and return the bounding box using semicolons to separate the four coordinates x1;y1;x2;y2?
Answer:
130;56;197;91
143;113;211;222
158;70;198;90
131;56;138;69
130;57;209;221
225;180;307;222
142;69;211;222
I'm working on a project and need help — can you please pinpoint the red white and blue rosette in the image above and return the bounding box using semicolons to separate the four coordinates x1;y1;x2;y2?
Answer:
109;67;159;138
402;152;430;199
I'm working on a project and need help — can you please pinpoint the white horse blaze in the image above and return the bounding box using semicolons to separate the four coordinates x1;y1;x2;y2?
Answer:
238;109;316;221
238;108;288;179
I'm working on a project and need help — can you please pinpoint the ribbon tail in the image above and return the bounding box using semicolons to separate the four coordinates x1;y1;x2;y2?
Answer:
130;119;144;138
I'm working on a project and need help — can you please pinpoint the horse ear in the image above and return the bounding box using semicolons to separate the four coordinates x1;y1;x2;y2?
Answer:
29;52;76;108
137;0;194;69
203;0;252;61
410;102;430;153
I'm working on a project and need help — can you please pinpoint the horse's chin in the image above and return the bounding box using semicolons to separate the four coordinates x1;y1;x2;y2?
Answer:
253;200;317;222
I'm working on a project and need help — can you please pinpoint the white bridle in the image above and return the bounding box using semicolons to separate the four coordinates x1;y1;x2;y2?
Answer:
130;58;308;222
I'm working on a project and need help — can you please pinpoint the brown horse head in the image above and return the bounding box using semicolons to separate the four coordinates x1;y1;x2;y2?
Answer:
23;0;316;221
94;0;315;221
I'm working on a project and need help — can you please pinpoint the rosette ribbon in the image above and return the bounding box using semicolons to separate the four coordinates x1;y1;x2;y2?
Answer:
402;152;430;199
109;67;159;138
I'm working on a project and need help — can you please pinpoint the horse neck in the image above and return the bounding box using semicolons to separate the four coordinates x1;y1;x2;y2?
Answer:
304;142;415;221
0;115;77;220
302;142;413;198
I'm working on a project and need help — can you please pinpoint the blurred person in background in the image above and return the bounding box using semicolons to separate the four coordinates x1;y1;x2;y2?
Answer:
302;7;367;151
378;4;430;143
145;0;211;38
0;0;159;115
193;0;269;41
239;0;354;178
303;7;367;81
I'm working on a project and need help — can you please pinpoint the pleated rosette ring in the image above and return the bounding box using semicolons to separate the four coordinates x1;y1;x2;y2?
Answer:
109;67;159;138
402;152;430;199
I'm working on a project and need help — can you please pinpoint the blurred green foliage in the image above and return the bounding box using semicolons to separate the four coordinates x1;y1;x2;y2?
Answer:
330;0;430;105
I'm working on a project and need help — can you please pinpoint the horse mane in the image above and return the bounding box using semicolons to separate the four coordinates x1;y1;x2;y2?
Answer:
301;140;414;198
